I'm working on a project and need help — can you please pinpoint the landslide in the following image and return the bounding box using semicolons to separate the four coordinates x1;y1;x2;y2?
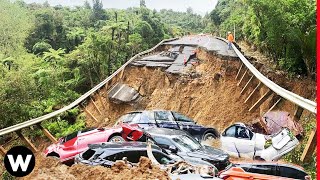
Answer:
23;156;169;180
86;47;315;131
21;46;315;179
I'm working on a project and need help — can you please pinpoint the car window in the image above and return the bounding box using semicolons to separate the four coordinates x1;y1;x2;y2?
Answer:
155;111;172;121
61;131;78;144
154;137;176;149
172;112;194;123
153;151;172;165
224;126;236;137
82;149;96;160
139;112;154;124
118;113;140;123
172;135;202;152
278;166;307;179
236;126;251;139
80;127;96;134
131;113;142;123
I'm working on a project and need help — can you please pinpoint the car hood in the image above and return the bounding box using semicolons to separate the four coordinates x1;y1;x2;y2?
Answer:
186;146;229;162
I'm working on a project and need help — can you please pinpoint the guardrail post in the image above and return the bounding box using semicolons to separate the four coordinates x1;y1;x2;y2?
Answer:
293;106;304;122
240;75;254;94
244;82;262;103
96;92;106;110
105;82;110;93
82;105;98;122
119;69;125;80
90;96;102;115
237;69;248;86
16;130;38;152
235;63;243;80
37;124;57;143
266;98;282;113
0;145;7;156
249;89;273;112
300;130;316;162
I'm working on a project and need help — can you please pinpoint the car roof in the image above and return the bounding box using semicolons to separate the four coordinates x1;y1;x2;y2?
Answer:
146;128;188;136
88;142;161;151
126;110;172;114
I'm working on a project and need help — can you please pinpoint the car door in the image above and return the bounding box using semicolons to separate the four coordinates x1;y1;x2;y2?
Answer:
154;111;179;129
77;129;107;154
233;126;255;157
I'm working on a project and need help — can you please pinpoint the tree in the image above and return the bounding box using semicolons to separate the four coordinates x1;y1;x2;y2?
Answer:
140;0;146;8
84;0;91;9
32;41;52;55
43;48;65;64
91;0;106;23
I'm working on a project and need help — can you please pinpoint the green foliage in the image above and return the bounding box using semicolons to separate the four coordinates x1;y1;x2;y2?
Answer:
32;41;52;55
0;0;207;137
0;0;33;56
209;0;316;75
44;118;85;138
2;171;14;180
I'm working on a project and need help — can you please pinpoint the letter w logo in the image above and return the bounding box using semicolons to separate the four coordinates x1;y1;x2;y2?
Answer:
7;155;32;172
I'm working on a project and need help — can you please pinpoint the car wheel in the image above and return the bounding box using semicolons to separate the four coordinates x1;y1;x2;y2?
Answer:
203;133;217;141
108;136;125;143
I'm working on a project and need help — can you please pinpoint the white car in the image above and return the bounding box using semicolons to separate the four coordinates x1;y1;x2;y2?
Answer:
220;123;299;161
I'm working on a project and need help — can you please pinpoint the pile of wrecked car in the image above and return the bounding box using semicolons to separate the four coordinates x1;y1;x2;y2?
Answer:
44;110;310;179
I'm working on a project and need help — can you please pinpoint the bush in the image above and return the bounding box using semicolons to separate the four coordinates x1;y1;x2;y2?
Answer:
32;41;52;55
43;113;86;138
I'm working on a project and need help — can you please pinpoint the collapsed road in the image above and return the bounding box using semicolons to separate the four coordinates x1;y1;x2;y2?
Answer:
0;35;316;179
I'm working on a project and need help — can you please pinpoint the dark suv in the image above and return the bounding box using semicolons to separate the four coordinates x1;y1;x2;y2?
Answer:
115;110;219;141
146;128;230;171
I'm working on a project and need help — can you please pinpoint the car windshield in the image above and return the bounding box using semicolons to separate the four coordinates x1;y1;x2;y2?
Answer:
116;113;140;124
60;131;78;144
172;135;202;152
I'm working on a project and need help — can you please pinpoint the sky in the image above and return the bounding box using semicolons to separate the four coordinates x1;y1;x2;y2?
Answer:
22;0;218;16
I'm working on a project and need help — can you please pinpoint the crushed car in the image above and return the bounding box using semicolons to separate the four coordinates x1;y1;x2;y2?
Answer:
75;142;175;167
145;128;230;171
115;110;220;141
75;141;217;177
219;162;310;180
220;123;299;161
260;111;303;137
44;124;145;164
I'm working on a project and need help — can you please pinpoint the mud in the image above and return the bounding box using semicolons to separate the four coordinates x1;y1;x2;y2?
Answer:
23;156;169;180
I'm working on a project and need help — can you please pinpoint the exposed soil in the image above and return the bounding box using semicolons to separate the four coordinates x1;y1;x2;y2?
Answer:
22;156;169;180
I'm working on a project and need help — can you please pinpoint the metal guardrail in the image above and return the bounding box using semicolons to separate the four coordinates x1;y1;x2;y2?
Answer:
217;37;316;113
0;38;178;137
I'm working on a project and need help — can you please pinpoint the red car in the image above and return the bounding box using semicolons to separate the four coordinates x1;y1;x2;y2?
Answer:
44;124;144;164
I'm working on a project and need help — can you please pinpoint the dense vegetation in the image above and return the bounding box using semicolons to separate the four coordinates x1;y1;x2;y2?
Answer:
0;0;205;134
208;0;316;76
206;0;316;177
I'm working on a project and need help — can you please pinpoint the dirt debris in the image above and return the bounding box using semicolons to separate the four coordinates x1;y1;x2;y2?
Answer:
23;155;169;180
